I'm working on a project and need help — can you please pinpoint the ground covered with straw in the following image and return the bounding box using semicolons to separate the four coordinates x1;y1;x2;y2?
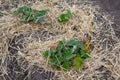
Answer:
0;0;120;80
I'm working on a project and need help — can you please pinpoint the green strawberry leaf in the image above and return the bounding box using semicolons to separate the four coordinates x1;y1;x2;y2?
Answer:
38;9;48;16
66;40;80;46
70;45;78;53
21;14;33;22
66;10;74;18
24;7;32;16
57;57;65;63
58;10;74;23
43;51;49;58
34;9;48;24
39;17;45;24
79;50;90;60
62;61;71;71
73;65;83;70
64;52;76;60
21;15;28;22
58;14;69;22
14;6;32;15
73;57;84;69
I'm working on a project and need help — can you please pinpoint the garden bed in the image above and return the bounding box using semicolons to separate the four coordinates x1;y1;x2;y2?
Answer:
0;0;120;80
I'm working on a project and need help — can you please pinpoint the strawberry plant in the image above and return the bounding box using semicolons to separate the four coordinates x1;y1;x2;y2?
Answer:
14;6;48;24
43;40;90;71
33;9;48;24
58;10;74;23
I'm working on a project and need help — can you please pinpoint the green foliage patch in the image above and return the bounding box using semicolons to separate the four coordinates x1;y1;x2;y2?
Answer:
14;6;74;24
58;10;74;23
43;40;90;71
14;6;48;24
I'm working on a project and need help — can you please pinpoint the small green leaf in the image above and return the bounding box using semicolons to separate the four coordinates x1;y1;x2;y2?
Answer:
14;6;24;14
57;57;64;63
66;10;74;18
28;14;34;21
14;6;32;15
58;14;69;22
15;6;33;22
50;50;57;57
21;15;28;22
21;14;33;22
73;57;83;65
66;40;80;46
66;40;85;50
64;52;76;60
73;57;84;70
43;51;49;58
49;59;57;66
39;17;45;24
79;43;85;50
34;9;48;24
70;45;77;53
79;50;90;60
58;10;74;23
62;61;71;71
38;9;48;16
73;65;83;70
57;41;64;51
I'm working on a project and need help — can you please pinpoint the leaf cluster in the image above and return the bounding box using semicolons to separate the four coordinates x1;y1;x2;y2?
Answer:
58;10;74;23
43;40;90;71
14;6;48;24
14;6;74;24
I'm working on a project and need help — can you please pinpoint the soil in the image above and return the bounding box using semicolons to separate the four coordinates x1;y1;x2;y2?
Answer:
91;0;120;38
4;56;55;80
93;65;116;80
